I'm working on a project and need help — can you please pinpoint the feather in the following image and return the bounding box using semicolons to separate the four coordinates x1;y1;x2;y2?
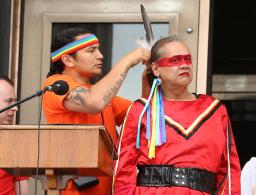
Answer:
140;4;154;46
135;38;155;50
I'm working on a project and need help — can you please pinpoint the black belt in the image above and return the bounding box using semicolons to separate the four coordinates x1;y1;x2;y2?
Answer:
137;165;216;194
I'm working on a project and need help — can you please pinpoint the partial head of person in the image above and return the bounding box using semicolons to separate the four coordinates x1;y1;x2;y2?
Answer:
48;28;103;79
0;76;18;125
147;36;193;89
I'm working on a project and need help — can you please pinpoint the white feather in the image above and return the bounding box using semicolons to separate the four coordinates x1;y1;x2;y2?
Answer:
135;38;155;50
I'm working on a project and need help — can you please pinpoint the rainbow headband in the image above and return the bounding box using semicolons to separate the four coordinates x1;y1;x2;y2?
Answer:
51;34;99;62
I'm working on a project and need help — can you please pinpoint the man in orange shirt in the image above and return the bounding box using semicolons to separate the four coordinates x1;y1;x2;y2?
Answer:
42;28;150;194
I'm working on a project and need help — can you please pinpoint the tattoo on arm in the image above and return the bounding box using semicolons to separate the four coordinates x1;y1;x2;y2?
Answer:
66;87;88;106
103;70;128;103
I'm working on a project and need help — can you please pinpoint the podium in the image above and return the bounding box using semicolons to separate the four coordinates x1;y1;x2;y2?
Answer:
0;125;117;194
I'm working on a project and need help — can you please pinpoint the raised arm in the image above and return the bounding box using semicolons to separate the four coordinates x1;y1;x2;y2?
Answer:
64;48;150;114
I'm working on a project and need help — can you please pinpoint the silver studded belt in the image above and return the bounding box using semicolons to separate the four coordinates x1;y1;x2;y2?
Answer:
136;165;216;194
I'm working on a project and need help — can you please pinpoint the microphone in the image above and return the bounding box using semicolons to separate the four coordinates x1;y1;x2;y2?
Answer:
0;80;69;113
44;80;69;95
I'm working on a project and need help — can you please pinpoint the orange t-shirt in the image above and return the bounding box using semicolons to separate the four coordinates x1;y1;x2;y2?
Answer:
42;74;131;195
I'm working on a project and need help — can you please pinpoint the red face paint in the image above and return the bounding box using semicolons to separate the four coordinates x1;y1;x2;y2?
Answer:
156;54;192;67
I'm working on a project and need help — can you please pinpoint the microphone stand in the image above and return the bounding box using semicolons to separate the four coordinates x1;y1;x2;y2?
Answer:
0;88;47;113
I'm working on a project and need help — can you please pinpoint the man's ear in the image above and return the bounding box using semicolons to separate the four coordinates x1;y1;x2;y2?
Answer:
151;63;160;77
61;54;75;68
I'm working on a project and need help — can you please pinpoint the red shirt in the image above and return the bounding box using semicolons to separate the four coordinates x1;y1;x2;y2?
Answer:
114;95;241;195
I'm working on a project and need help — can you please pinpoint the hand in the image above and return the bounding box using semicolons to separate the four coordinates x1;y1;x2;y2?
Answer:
121;48;150;68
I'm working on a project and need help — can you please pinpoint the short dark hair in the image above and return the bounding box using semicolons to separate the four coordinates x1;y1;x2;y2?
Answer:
0;75;13;86
147;36;178;86
47;28;91;77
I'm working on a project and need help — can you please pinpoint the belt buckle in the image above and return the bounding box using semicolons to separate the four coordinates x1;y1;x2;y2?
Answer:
171;167;188;187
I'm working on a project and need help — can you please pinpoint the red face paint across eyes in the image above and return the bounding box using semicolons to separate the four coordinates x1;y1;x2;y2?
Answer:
156;54;192;67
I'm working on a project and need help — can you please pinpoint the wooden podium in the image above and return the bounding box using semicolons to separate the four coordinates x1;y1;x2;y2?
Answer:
0;125;117;194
